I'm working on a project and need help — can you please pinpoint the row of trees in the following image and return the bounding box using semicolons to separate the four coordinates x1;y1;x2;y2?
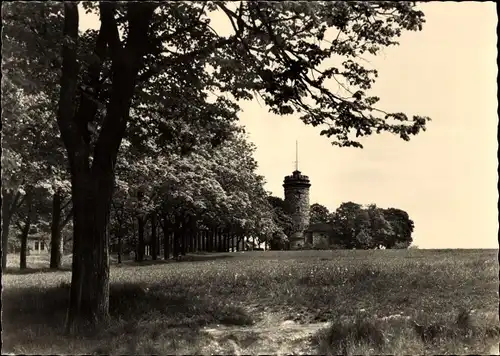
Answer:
108;128;279;261
312;202;414;249
267;199;414;250
3;80;280;264
2;1;429;330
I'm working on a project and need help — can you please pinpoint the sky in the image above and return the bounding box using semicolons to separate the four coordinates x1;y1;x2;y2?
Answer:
79;2;498;249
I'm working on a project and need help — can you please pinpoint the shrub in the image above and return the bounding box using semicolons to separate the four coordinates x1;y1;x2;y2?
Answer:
315;317;386;355
394;241;411;249
313;238;330;250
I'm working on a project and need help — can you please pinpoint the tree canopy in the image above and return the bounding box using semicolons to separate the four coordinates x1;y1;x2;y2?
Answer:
2;1;429;328
309;203;333;225
330;202;414;249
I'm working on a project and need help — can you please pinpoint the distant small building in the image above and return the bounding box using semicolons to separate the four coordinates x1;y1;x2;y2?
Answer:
27;234;48;254
304;223;334;246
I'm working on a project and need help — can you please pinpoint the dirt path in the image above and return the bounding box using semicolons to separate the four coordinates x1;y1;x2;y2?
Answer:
199;313;328;354
196;310;500;355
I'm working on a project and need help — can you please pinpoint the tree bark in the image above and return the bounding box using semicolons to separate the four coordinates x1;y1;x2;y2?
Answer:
195;229;200;252
50;190;63;269
66;171;113;330
200;230;204;252
217;228;222;252
150;213;157;260
19;231;28;269
117;233;122;264
162;216;170;260
221;230;226;252
173;225;179;258
136;215;145;262
180;224;186;256
2;188;23;268
19;191;33;270
2;190;14;269
208;229;213;252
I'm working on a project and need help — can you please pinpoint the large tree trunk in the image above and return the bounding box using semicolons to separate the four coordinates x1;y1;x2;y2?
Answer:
58;3;155;332
50;190;63;269
66;171;112;330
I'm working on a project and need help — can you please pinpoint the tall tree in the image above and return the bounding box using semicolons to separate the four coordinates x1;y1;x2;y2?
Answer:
49;185;73;269
309;203;332;225
16;188;34;269
382;207;414;248
4;1;429;328
267;196;293;249
331;201;363;248
1;76;68;268
366;204;394;248
13;186;52;268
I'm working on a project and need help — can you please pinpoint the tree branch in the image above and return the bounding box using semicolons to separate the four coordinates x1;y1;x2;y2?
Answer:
56;3;81;160
15;219;24;231
10;188;24;212
60;196;72;213
59;207;74;231
99;2;123;62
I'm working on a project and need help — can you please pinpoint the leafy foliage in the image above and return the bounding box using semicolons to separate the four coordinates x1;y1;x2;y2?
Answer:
331;202;413;249
267;196;294;249
109;128;280;255
309;203;333;225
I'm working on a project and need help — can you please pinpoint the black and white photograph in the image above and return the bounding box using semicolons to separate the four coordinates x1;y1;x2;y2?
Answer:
1;1;498;354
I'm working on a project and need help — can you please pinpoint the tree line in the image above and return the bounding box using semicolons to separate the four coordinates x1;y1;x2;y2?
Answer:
267;199;414;250
2;1;429;330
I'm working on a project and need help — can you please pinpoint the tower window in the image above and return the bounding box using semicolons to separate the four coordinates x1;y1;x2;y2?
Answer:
41;241;45;250
35;241;39;250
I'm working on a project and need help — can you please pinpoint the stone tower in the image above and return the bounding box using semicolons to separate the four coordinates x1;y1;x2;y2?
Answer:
283;142;311;248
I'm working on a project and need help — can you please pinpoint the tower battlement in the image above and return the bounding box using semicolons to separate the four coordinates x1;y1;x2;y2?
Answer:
283;170;311;187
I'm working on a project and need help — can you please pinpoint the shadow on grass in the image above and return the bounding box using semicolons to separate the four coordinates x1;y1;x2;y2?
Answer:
117;253;238;267
2;280;254;354
2;281;253;328
2;266;72;275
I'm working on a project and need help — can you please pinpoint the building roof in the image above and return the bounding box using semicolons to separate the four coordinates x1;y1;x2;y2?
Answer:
305;223;333;233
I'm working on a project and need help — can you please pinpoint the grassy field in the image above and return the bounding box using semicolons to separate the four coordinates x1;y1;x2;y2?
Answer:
2;249;499;355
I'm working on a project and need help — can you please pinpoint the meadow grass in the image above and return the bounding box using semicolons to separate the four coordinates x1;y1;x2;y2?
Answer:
2;249;499;354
